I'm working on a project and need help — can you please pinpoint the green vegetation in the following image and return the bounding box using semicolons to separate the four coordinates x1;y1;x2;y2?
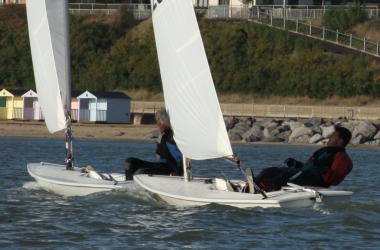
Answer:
321;0;368;32
1;4;380;100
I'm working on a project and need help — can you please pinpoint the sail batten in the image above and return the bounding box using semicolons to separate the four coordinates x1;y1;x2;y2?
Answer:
151;0;233;160
27;0;70;133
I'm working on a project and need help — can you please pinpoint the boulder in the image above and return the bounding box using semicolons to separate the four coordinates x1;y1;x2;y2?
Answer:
316;139;328;145
309;133;323;143
340;122;356;134
352;120;378;140
289;134;310;143
263;136;282;142
337;116;349;122
289;127;313;143
319;123;339;138
229;132;242;141
254;119;280;129
242;117;256;126
308;125;322;135
350;134;365;146
228;122;251;138
242;126;263;140
263;126;281;138
305;117;324;127
286;120;303;131
373;130;380;140
365;139;380;146
242;134;261;143
277;130;292;142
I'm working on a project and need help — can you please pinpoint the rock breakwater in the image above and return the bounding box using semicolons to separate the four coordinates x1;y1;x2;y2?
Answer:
225;117;380;147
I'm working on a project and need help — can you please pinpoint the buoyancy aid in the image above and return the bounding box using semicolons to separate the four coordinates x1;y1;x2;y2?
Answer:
155;129;183;174
306;146;352;186
309;146;346;169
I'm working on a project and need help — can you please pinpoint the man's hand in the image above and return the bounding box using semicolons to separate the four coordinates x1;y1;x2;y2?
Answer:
284;158;303;169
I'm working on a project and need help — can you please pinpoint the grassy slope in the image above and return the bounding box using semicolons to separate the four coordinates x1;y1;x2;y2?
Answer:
125;19;380;107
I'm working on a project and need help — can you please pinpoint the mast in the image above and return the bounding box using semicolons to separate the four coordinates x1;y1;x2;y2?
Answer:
182;156;192;181
64;0;73;170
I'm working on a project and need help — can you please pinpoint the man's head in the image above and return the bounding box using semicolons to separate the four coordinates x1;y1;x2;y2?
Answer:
327;126;352;147
155;107;171;132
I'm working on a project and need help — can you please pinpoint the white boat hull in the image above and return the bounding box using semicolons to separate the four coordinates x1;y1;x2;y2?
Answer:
27;162;130;196
134;175;353;208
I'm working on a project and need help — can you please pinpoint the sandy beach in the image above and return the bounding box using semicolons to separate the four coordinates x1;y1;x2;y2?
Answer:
0;120;158;141
0;120;376;149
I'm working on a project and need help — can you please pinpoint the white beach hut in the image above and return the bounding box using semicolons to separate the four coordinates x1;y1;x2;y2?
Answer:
21;89;44;120
77;91;131;124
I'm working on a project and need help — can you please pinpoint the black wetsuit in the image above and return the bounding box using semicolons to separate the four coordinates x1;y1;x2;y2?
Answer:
125;128;183;180
256;147;346;192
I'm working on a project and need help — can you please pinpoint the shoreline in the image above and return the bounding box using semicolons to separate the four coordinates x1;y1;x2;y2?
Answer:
0;120;378;149
0;120;158;141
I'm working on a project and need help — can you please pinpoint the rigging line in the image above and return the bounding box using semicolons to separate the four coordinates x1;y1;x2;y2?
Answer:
237;165;268;199
227;153;268;199
213;160;229;181
70;136;118;185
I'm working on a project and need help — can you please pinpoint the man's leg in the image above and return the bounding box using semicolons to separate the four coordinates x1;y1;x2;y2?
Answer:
290;167;329;188
125;157;155;180
256;167;298;192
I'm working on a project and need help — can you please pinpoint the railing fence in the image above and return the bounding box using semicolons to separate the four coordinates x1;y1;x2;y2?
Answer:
258;13;380;57
131;101;380;121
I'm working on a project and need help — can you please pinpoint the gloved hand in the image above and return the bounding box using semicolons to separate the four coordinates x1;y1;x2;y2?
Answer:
284;158;303;169
312;158;328;174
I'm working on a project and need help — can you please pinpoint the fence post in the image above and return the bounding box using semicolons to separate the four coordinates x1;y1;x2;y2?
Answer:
377;42;379;56
296;19;298;33
350;34;352;47
271;11;273;26
336;30;339;43
257;8;260;20
309;22;311;35
364;38;366;51
323;26;325;40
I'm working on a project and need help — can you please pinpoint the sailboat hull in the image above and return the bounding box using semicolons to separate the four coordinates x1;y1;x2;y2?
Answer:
27;162;130;196
134;175;353;208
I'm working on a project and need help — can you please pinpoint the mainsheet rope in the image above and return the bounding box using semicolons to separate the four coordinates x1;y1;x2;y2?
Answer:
69;134;118;185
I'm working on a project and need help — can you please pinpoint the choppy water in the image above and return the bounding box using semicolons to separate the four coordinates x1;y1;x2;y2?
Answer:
1;137;379;249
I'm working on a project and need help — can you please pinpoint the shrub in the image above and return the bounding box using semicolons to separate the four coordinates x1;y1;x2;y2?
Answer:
322;0;368;32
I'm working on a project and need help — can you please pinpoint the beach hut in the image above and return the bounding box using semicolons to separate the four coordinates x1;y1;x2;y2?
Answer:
70;91;83;121
21;89;44;120
77;91;131;124
0;89;28;120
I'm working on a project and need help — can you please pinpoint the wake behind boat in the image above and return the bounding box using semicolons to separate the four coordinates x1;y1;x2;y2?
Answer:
133;0;353;208
26;0;128;196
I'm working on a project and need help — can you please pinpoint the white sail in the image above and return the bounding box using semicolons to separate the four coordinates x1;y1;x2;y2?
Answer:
151;0;233;160
26;0;70;133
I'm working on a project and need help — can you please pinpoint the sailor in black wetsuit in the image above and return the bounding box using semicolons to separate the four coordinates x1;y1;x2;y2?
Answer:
124;107;183;180
251;126;353;192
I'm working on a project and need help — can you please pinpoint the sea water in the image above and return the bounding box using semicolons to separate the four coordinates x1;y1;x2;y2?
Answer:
1;137;379;249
